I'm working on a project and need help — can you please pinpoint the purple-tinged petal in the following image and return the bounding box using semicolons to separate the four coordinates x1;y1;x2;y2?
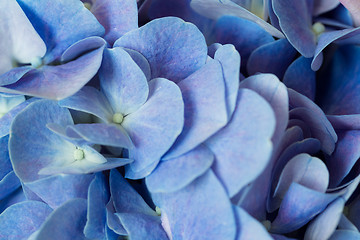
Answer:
146;145;214;193
61;36;106;62
99;47;149;115
190;0;284;38
0;201;52;240
234;206;273;240
312;27;360;71
106;199;127;235
0;66;33;86
0;188;26;214
317;45;360;114
214;44;241;118
115;17;207;82
116;213;168;240
0;46;105;100
124;48;151;81
84;173;109;239
313;0;340;15
110;169;156;216
214;16;274;70
91;0;138;45
327;130;360;188
338;214;358;231
304;198;345;240
0;97;35;138
272;0;316;57
9;100;74;182
283;57;316;100
0;135;12;179
329;230;360;240
35;199;88;240
123;78;184;174
290;107;336;154
164;60;226;160
207;88;275;197
271;183;339;233
240;73;288;146
67;123;134;149
24;174;93;209
338;0;360;26
152;170;236;240
247;39;297;79
0;0;46;65
273;154;329;205
125;159;159;180
17;0;104;63
327;114;360;130
59;86;113;122
0;171;21;200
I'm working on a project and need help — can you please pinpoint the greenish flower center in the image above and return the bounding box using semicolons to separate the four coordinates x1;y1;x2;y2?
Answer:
83;2;92;10
112;113;124;124
30;57;43;69
74;148;85;161
312;22;326;37
156;206;162;216
261;220;271;231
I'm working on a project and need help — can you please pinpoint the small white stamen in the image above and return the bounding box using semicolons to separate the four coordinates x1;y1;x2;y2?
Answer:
112;113;124;124
155;206;162;216
312;22;326;36
30;57;43;68
74;148;85;160
83;2;92;10
262;220;272;231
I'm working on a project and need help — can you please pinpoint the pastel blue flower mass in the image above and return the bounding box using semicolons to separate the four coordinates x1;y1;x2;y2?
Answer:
1;0;360;239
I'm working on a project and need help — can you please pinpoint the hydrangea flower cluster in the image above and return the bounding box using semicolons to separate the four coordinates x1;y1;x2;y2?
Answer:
1;0;360;239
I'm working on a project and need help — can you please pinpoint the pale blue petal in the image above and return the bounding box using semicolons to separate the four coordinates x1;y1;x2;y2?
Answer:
329;230;360;240
114;17;207;82
206;88;275;197
123;78;184;174
152;170;236;240
0;201;52;240
146;145;214;193
164;60;227;159
99;47;149;115
35;199;88;240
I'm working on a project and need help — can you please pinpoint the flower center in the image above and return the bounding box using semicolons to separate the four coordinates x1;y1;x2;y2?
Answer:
312;22;326;37
30;57;43;68
112;113;124;124
155;206;162;216
261;220;271;231
83;2;92;10
73;147;85;161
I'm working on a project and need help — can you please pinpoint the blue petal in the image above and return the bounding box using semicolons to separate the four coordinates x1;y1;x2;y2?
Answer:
67;123;134;149
35;199;88;240
124;48;152;81
234;206;273;240
240;74;288;146
106;199;127;235
317;45;360;114
304;198;344;240
327;130;360;188
0;66;33;86
17;0;104;62
312;27;360;71
59;86;113;122
271;183;339;233
272;0;316;57
99;47;149;115
313;0;340;15
206;88;275;197
0;0;46;65
214;16;274;71
84;173;109;239
91;0;138;45
0;45;105;100
283;57;316;100
213;44;241;118
190;0;284;38
329;230;360;240
0;201;52;239
24;174;93;209
116;213;168;240
247;39;297;79
123;78;184;174
164;60;227;159
0;171;21;200
146;144;214;193
114;17;207;82
152;170;236;240
9;100;74;182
